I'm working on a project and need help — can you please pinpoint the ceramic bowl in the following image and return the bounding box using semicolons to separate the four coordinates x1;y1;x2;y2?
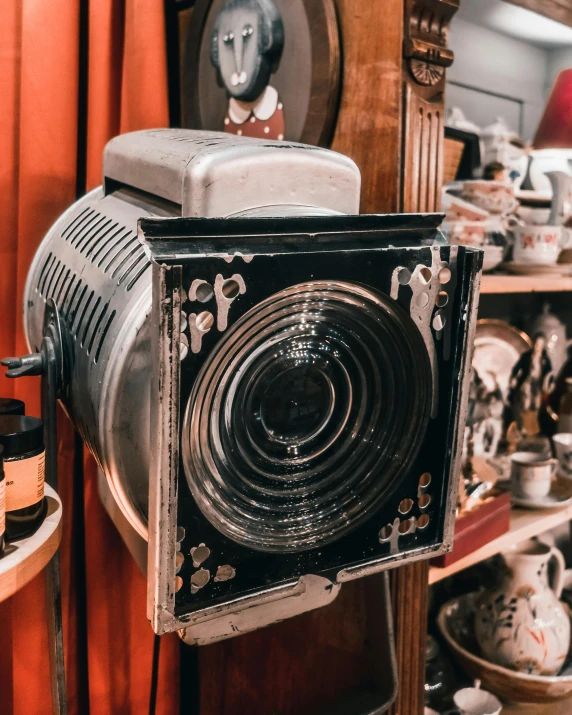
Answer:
461;181;516;215
437;593;572;703
517;206;551;226
482;245;504;273
443;220;487;247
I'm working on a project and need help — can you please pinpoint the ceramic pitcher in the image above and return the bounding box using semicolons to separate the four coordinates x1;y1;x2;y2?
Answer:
547;171;572;227
547;171;572;251
475;540;570;675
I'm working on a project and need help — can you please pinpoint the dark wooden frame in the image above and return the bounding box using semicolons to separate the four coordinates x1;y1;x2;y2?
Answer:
180;0;341;146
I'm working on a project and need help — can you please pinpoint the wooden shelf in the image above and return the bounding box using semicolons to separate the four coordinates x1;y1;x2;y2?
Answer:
481;274;572;294
0;485;62;603
429;503;572;585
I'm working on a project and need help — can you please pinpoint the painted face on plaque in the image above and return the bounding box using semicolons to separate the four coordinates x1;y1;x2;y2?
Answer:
211;0;286;140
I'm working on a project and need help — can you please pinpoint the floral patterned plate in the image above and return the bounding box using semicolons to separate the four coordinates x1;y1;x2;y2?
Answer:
437;593;572;703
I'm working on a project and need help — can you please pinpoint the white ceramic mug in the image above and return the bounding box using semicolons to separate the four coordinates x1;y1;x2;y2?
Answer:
511;225;562;265
553;433;572;479
511;451;558;499
453;686;502;715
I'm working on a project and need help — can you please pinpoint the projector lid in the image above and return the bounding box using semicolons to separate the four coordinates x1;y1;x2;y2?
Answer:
103;129;361;217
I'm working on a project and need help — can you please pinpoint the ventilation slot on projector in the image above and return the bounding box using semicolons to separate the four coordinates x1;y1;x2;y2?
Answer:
94;310;116;364
58;208;150;293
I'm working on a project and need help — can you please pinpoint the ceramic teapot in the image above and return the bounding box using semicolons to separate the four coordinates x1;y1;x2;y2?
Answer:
475;540;570;675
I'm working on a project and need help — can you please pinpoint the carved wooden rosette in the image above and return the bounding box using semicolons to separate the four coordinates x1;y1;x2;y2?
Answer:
389;3;459;714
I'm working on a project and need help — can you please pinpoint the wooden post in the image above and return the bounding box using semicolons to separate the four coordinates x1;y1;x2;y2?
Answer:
388;3;459;713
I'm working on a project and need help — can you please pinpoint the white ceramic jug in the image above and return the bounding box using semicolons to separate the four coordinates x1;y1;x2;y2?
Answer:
475;540;570;675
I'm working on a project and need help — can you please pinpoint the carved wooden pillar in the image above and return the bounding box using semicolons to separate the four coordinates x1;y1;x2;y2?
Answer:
388;3;459;714
401;0;458;214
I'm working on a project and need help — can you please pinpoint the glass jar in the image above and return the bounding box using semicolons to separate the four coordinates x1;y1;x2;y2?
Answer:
0;416;46;540
0;398;25;416
425;635;457;710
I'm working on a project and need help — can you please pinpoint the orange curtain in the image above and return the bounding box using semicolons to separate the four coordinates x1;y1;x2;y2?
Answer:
0;1;180;713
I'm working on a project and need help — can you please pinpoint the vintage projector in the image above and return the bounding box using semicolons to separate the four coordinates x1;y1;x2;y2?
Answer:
21;129;481;643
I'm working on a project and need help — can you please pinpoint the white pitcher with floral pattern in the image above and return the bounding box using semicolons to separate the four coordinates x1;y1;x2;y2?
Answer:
475;540;570;675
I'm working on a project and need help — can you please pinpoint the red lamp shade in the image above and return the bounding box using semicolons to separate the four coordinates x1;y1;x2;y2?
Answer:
534;69;572;150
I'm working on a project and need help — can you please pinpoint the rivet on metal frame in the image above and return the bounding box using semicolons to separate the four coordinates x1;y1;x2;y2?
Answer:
214;274;246;331
188;312;214;353
189;279;214;304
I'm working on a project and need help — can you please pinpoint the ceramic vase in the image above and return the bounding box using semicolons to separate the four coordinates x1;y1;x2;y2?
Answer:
475;540;570;675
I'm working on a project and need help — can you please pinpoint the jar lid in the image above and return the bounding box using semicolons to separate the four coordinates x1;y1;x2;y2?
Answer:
0;416;44;457
0;398;25;416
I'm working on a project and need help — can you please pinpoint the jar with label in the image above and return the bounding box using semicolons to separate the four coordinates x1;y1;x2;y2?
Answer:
559;378;572;433
0;416;45;540
0;398;25;416
0;446;5;555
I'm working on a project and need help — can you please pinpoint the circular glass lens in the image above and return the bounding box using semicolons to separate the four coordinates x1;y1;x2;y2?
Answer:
259;364;335;444
182;280;431;553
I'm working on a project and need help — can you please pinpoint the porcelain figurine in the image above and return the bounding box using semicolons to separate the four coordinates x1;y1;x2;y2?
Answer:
480;117;527;183
211;0;286;141
475;540;570;675
507;333;553;435
528;304;568;376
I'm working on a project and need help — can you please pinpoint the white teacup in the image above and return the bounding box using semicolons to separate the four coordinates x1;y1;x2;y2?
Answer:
553;433;572;479
511;225;561;265
511;451;558;499
453;686;502;715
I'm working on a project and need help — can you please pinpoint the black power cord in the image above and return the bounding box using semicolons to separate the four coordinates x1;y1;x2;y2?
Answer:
149;634;161;715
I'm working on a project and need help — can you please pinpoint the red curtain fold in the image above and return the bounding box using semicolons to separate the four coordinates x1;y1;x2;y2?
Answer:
0;1;179;712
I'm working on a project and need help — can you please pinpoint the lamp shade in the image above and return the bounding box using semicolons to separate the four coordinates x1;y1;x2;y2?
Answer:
534;69;572;150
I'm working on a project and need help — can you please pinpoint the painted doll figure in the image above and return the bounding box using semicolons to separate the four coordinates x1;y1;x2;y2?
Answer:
211;0;286;140
508;333;553;435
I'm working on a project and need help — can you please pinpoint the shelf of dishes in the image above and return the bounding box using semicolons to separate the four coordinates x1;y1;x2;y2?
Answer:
443;178;572;283
428;502;572;585
481;274;572;294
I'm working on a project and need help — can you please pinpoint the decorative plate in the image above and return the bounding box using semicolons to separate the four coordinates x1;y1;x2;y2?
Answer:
473;319;532;397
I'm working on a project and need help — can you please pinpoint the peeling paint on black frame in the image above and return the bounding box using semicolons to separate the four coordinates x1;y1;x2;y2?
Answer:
142;213;482;637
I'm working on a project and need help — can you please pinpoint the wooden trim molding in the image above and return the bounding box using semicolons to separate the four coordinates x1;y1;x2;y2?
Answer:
401;0;459;214
389;3;459;714
505;0;572;28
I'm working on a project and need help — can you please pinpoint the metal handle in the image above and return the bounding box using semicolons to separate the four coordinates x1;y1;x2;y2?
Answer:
550;546;566;600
